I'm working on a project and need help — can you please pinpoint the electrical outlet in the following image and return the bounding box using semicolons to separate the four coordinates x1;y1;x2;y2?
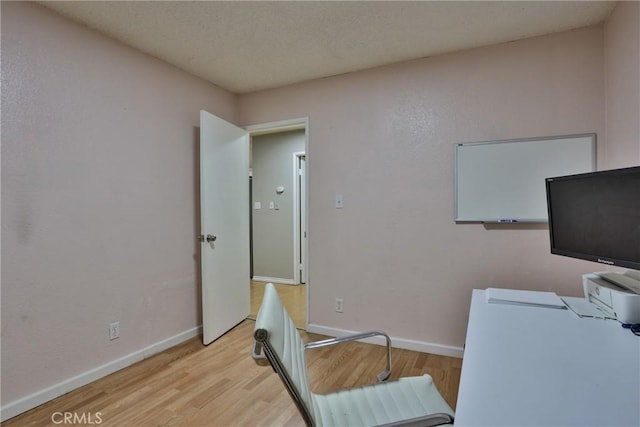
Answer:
109;321;120;340
335;298;344;313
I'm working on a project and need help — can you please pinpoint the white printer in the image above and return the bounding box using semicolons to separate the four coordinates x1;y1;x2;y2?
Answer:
583;272;640;324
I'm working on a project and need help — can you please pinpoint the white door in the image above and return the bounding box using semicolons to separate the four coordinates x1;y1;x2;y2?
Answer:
200;110;250;345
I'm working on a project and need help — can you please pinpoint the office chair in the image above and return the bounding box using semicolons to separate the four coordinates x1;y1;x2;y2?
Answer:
252;283;454;427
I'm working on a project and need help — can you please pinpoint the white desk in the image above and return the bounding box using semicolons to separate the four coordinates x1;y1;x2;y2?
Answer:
455;289;640;426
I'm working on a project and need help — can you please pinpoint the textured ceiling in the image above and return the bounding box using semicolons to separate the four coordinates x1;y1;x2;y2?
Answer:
40;1;616;94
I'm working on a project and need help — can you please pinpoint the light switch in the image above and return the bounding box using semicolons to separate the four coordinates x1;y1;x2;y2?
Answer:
269;201;275;210
254;202;261;210
335;195;344;209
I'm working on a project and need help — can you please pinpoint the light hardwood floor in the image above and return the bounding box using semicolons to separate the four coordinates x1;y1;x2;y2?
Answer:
3;287;461;426
249;281;306;329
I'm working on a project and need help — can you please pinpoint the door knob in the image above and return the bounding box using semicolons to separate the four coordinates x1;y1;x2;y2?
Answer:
206;234;217;243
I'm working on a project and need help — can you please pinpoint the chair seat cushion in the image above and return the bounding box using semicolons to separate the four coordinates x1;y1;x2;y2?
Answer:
312;374;454;426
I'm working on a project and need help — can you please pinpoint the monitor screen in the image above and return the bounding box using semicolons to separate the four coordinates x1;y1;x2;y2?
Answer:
545;166;640;271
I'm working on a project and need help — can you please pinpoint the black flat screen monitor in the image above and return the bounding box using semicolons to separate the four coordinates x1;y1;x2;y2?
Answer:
545;166;640;271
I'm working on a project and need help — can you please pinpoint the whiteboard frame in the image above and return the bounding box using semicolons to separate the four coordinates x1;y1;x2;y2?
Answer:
454;133;596;223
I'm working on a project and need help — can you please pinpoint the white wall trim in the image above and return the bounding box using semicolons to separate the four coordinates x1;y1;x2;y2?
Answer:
307;324;464;359
252;276;297;285
245;117;308;136
0;326;202;422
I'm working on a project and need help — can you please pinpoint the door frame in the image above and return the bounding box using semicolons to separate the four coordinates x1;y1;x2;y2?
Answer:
245;117;309;327
293;152;307;284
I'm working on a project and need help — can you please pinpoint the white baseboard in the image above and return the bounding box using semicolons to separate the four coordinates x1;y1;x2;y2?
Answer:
306;324;464;359
252;276;297;285
0;326;202;422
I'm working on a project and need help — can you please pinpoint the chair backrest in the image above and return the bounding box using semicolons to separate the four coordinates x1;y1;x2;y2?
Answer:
254;283;315;425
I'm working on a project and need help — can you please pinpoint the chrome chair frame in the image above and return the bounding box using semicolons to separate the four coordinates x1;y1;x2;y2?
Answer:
303;330;392;382
252;284;454;427
253;331;315;425
252;329;393;425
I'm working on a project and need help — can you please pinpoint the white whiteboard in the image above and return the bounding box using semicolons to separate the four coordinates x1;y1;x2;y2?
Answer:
455;134;596;223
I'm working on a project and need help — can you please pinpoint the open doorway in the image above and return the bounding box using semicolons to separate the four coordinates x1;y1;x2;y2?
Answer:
246;118;308;329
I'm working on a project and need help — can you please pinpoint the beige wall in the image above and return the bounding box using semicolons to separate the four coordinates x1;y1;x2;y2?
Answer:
604;1;640;167
1;2;236;408
3;0;639;419
239;26;607;348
